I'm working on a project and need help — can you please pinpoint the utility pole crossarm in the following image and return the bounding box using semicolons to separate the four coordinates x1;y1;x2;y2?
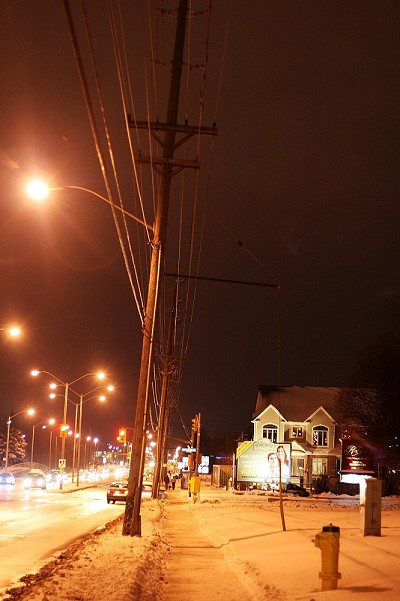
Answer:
128;118;218;137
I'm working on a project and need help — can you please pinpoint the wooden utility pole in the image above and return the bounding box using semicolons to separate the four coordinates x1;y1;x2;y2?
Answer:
122;0;217;536
194;412;201;476
151;282;180;499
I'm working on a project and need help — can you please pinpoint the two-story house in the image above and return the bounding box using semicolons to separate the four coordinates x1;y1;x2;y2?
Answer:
251;385;341;488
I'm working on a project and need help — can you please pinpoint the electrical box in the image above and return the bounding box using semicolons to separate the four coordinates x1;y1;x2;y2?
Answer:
360;477;382;536
190;476;201;494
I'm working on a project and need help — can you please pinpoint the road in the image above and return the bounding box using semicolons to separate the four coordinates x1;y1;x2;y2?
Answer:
0;478;124;593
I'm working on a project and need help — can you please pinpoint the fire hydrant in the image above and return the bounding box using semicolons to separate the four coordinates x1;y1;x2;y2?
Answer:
312;524;341;591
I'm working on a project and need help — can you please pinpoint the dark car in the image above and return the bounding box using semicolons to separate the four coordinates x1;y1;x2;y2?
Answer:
107;481;128;504
285;483;310;497
24;471;47;490
0;472;15;485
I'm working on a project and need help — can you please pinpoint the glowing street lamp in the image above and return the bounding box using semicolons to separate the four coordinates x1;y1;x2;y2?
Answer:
26;179;153;230
5;408;35;468
1;326;21;338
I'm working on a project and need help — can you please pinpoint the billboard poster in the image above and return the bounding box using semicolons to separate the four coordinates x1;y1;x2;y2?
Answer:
236;439;291;487
341;439;375;474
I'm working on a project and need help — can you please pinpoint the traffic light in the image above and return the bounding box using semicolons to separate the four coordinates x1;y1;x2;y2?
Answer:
190;415;198;445
60;424;68;438
118;428;126;443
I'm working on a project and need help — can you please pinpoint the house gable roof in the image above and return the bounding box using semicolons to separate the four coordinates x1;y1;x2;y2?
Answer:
253;386;339;423
254;403;286;423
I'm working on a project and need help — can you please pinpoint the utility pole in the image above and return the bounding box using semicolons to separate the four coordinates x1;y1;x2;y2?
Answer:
195;412;201;476
152;281;182;499
122;0;217;536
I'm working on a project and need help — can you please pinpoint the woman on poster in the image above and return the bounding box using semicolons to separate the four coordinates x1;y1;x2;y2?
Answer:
276;445;290;482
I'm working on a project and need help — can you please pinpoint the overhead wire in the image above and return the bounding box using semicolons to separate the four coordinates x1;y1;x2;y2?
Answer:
176;1;214;363
109;1;152;249
81;0;148;318
62;0;143;322
108;0;153;316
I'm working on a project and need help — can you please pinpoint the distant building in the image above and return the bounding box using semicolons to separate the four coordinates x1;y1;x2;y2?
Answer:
251;385;341;489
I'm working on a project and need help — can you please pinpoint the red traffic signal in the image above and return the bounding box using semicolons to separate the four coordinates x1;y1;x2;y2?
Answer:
118;428;127;443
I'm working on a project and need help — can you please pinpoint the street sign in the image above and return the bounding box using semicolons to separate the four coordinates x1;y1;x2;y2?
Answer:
59;459;66;469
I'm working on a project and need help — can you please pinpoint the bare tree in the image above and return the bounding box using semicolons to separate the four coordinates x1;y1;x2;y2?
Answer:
335;333;400;451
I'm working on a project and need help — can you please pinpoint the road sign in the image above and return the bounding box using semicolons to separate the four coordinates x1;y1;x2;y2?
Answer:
58;459;66;469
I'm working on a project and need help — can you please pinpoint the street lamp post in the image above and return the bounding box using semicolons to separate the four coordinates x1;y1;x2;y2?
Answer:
48;424;57;471
5;408;35;469
26;182;153;231
31;418;55;468
31;370;105;480
75;387;112;486
49;385;112;485
26;168;162;533
93;437;99;468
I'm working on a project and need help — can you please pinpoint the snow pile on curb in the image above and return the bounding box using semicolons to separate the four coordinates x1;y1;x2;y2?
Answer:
4;500;168;601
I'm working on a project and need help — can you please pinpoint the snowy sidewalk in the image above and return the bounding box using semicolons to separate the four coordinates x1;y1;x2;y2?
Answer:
159;484;400;601
159;487;258;601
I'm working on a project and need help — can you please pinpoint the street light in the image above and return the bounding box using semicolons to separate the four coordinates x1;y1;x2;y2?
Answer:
26;169;161;536
0;326;21;338
49;384;113;485
5;408;35;468
30;370;106;473
26;180;153;231
31;418;55;468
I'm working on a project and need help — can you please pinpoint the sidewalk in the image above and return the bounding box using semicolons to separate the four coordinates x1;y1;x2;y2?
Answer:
159;483;400;601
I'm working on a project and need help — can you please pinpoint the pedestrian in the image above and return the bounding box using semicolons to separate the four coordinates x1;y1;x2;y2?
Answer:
171;475;177;490
164;474;170;490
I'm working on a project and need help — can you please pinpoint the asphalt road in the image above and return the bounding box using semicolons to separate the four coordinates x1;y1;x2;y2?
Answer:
0;478;124;593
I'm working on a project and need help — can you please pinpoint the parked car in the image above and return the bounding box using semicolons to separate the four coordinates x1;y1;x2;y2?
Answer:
107;481;128;504
0;472;15;485
284;483;310;497
24;470;47;490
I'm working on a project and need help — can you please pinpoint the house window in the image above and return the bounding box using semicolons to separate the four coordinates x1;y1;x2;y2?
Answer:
262;424;278;443
312;458;328;475
293;457;305;476
313;426;328;447
292;426;303;438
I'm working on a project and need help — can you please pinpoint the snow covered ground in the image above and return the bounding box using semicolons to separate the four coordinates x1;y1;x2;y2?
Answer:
2;483;400;601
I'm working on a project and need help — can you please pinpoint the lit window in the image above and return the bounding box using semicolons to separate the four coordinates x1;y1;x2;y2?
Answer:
292;426;303;438
312;457;327;475
262;424;278;443
313;426;328;446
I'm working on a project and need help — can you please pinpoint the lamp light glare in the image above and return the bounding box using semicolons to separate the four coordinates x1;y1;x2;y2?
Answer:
26;179;49;201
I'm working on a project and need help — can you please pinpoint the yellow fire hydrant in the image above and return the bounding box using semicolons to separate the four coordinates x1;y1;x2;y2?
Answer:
312;523;341;591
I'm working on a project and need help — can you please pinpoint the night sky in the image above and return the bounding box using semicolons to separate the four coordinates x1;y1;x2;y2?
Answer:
1;1;399;448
